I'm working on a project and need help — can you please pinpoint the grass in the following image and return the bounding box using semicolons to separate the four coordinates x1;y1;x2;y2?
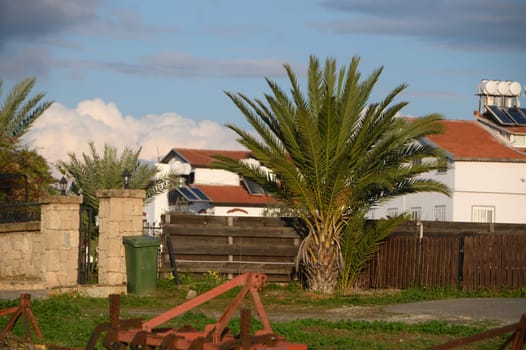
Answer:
0;278;522;349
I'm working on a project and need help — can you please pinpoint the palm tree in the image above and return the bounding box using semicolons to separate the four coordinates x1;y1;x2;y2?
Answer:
213;56;450;294
0;77;53;141
57;142;166;215
0;77;55;201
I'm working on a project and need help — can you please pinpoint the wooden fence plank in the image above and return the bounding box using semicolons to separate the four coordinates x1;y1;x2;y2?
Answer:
170;244;298;257
175;261;295;274
163;225;300;238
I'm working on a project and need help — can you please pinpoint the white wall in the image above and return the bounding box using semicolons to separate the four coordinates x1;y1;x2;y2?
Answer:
451;161;526;223
212;206;268;217
371;192;453;221
372;160;526;223
451;191;526;223
194;168;240;186
369;160;455;221
454;162;526;194
143;163;171;225
144;194;168;225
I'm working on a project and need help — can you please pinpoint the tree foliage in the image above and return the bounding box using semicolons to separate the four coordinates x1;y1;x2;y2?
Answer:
0;77;55;202
213;56;450;294
57;142;165;214
0;77;53;140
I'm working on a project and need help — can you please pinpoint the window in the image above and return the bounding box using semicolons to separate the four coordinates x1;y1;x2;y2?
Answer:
241;177;266;195
511;134;526;147
434;205;446;221
472;206;495;223
410;207;422;221
387;208;398;217
365;209;375;220
436;158;448;174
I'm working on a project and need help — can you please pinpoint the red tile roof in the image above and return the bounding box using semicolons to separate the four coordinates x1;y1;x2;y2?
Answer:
173;148;251;167
195;184;275;206
426;120;526;161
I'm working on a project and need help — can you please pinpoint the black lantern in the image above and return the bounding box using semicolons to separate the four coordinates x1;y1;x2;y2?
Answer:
59;176;68;195
121;168;131;189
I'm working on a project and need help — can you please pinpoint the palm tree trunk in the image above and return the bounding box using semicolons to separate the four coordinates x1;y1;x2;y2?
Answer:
302;239;341;294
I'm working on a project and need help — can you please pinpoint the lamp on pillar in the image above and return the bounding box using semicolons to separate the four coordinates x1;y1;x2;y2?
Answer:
121;168;131;189
59;176;68;195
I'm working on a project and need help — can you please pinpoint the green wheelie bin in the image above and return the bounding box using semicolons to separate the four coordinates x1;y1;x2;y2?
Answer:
123;235;160;293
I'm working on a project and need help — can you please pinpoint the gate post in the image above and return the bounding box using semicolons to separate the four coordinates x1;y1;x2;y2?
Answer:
96;189;145;290
39;195;83;290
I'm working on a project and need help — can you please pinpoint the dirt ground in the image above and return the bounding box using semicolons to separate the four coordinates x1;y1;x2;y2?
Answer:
190;297;526;326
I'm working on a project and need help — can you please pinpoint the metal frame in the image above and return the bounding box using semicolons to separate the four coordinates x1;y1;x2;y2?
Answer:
86;273;307;349
0;294;42;343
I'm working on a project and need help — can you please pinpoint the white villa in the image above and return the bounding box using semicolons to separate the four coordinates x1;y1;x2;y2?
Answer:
144;148;275;225
145;79;526;224
373;79;526;223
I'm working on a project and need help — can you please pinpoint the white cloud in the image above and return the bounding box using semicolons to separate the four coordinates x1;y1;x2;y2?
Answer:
23;99;243;172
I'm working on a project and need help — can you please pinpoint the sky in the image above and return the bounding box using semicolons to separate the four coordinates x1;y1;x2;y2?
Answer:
1;0;525;173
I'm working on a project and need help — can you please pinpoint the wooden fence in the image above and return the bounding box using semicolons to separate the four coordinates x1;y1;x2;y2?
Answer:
357;235;459;289
160;215;302;282
356;234;526;290
462;234;526;291
160;215;526;290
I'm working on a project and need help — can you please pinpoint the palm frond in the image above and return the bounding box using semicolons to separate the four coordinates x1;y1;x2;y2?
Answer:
58;142;164;213
0;77;54;140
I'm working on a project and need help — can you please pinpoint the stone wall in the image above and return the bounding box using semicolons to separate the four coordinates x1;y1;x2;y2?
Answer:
96;189;145;289
0;221;43;289
0;191;146;296
0;195;83;291
40;195;83;289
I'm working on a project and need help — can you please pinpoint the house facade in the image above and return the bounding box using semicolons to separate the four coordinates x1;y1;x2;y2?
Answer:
371;120;526;223
373;79;526;224
143;148;275;224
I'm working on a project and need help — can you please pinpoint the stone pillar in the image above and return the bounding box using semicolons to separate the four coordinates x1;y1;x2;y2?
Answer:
96;189;145;288
39;195;83;290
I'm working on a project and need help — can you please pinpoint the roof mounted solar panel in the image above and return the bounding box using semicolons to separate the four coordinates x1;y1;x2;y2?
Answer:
505;107;526;125
176;187;198;201
486;105;515;125
190;187;210;201
175;186;210;202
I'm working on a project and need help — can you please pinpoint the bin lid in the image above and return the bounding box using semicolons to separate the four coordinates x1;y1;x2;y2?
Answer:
123;235;161;247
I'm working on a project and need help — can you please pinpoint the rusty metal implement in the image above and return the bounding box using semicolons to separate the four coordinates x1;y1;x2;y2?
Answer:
85;272;307;350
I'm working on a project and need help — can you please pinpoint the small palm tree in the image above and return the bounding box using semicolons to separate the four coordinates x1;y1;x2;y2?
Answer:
57;142;166;215
0;77;53;141
213;56;450;294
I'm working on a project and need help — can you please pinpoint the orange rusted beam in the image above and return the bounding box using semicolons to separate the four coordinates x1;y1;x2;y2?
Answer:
0;306;18;317
429;312;526;350
142;272;265;332
510;313;525;350
0;294;42;342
